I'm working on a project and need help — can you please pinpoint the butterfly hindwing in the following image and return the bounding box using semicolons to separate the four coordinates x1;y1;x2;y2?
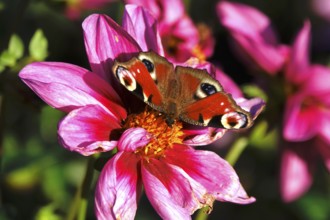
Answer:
175;66;252;129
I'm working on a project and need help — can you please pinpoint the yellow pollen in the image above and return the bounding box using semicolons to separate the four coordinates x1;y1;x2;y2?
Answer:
192;45;206;61
123;108;184;160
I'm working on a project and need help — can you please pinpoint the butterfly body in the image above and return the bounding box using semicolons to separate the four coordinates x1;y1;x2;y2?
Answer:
112;51;252;129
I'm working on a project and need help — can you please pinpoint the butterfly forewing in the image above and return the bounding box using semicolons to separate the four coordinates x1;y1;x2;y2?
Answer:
112;56;163;107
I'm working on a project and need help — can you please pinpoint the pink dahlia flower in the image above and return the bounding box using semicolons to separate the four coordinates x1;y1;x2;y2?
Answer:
281;21;330;202
20;5;264;219
217;1;330;202
126;0;215;62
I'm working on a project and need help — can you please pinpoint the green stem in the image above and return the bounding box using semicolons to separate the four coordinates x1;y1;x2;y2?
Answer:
194;206;211;220
225;137;249;166
67;156;96;220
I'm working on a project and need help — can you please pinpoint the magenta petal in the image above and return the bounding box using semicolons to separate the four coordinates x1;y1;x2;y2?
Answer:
83;14;141;82
285;21;311;83
58;105;120;155
125;0;185;27
304;65;330;96
237;97;266;120
280;147;313;202
95;152;141;220
19;62;126;119
320;114;330;145
142;159;194;220
118;128;152;152
183;127;226;146
283;95;319;141
217;1;286;74
164;145;255;204
123;5;165;55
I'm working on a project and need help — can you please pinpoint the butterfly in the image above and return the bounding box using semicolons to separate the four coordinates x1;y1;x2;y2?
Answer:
112;51;252;129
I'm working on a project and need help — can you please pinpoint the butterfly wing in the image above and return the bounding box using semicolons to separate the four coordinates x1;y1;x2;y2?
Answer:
112;51;174;113
176;66;252;129
112;51;252;129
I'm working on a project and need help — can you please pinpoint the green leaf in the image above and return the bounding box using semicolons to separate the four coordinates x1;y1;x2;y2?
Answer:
5;164;40;190
249;120;278;150
35;204;62;220
0;50;17;67
8;34;24;59
29;29;48;61
242;84;268;101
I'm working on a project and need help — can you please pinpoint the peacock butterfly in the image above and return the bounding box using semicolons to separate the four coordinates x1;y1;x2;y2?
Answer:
112;51;252;129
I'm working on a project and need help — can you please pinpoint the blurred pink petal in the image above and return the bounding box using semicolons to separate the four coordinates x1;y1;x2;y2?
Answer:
280;145;314;202
95;152;141;220
283;65;330;142
283;94;319;141
161;15;200;62
285;21;311;83
217;1;287;74
125;0;185;26
312;0;330;21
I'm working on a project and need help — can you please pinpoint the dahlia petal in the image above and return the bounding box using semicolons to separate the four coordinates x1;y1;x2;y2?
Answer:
183;127;226;146
164;15;199;62
217;1;286;74
95;152;141;220
83;14;141;82
123;5;165;55
117;127;152;152
304;65;330;97
164;145;256;204
141;159;194;220
19;62;126;119
237;97;266;120
285;21;311;83
58;105;120;155
125;0;185;26
283;95;319;141
280;147;313;202
320;114;330;145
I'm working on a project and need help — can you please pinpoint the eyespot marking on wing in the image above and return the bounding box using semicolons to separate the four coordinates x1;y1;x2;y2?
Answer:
195;79;222;99
115;65;137;91
220;112;248;129
138;54;157;82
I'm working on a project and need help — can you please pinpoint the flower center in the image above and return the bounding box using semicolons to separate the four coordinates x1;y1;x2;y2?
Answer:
162;35;184;57
123;108;184;160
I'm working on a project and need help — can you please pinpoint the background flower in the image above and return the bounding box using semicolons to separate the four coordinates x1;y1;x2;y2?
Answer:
217;1;330;204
